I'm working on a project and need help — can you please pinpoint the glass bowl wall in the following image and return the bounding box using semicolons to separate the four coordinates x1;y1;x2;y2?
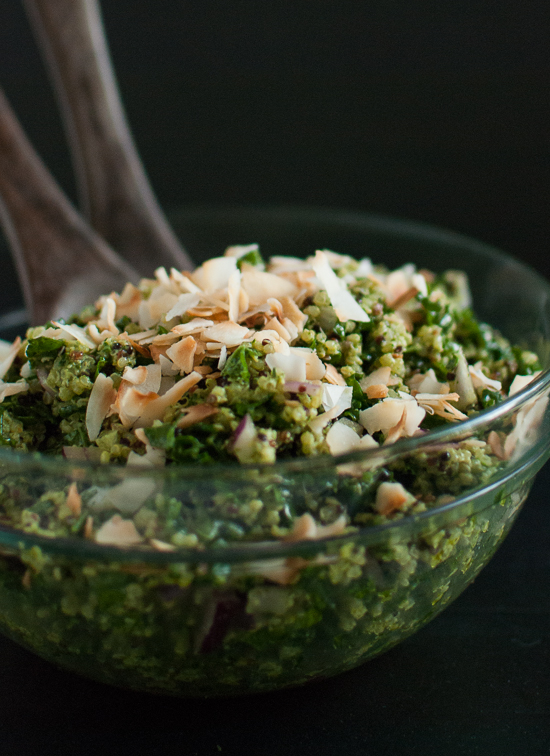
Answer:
0;207;548;697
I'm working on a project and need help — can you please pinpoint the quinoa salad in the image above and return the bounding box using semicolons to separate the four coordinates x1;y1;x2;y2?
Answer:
0;243;547;695
0;245;543;551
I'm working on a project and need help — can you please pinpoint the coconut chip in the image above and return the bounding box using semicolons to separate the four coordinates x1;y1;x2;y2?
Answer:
0;381;28;403
310;251;370;323
201;321;250;347
95;515;143;546
66;482;82;516
86;373;116;441
282;513;347;542
366;384;388;399
359;395;425;438
375;482;415;516
289;347;326;380
176;403;219;429
241;266;298;306
164;292;201;321
166;336;197;374
414;392;468;422
469;362;502;393
0;336;21;380
360;366;391;392
324;364;347;386
52;321;96;350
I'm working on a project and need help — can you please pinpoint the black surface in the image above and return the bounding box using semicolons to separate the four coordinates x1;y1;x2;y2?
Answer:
0;2;549;753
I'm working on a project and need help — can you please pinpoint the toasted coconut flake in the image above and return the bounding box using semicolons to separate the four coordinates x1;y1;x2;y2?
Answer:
309;387;353;433
133;371;203;429
52;321;96;349
375;482;414;516
310;251;369;323
266;352;307;382
171;318;215;337
388;286;420;310
169;268;201;294
279;296;308;332
95;296;118;334
508;372;540;397
227;269;242;322
265;317;292;342
414;392;468;422
176;403;218;429
469;362;502;393
408;369;449;395
110;282;142;319
102;478;157;514
266;297;284;320
322;383;348;411
245;556;311;585
326;421;362;455
449;349;477;410
95;515;143;546
359;396;425;438
283;513;347;543
383;406;409;445
0;337;21;380
324;364;347;386
165;292;201;321
289;347;326;380
84;516;94;539
86;374;116;441
201;321;250;347
166;336;197;374
0;380;28;402
128;328;157;343
191;256;237;293
218;345;228;370
159;354;180;377
138;290;179;329
241;266;298;306
66;482;82;516
122;364;162;394
150;538;176;552
360;366;391;392
366;384;388;399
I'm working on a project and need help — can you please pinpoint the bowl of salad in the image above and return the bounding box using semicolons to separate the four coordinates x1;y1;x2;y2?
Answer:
0;206;548;697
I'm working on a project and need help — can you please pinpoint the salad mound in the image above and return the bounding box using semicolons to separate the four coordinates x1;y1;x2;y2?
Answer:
0;246;543;550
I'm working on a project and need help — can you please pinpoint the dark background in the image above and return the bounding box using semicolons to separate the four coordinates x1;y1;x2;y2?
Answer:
0;2;549;754
1;1;549;276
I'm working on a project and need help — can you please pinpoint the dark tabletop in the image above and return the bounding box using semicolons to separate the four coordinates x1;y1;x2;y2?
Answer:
0;2;549;754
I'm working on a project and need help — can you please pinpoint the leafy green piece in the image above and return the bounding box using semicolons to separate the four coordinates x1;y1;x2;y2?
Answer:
25;337;63;368
237;248;265;269
221;344;261;385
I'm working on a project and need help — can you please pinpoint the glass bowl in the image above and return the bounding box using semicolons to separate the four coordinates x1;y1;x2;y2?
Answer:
0;206;549;698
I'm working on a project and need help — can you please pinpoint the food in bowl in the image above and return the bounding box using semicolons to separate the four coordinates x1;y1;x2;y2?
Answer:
0;224;548;696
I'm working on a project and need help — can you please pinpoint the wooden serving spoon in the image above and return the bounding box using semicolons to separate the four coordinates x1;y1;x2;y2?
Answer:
0;87;139;326
23;0;193;275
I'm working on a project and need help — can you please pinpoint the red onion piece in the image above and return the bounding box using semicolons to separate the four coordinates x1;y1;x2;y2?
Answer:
283;380;322;396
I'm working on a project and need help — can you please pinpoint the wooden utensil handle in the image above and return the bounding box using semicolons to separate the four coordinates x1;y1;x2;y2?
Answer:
23;0;193;274
0;87;137;325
